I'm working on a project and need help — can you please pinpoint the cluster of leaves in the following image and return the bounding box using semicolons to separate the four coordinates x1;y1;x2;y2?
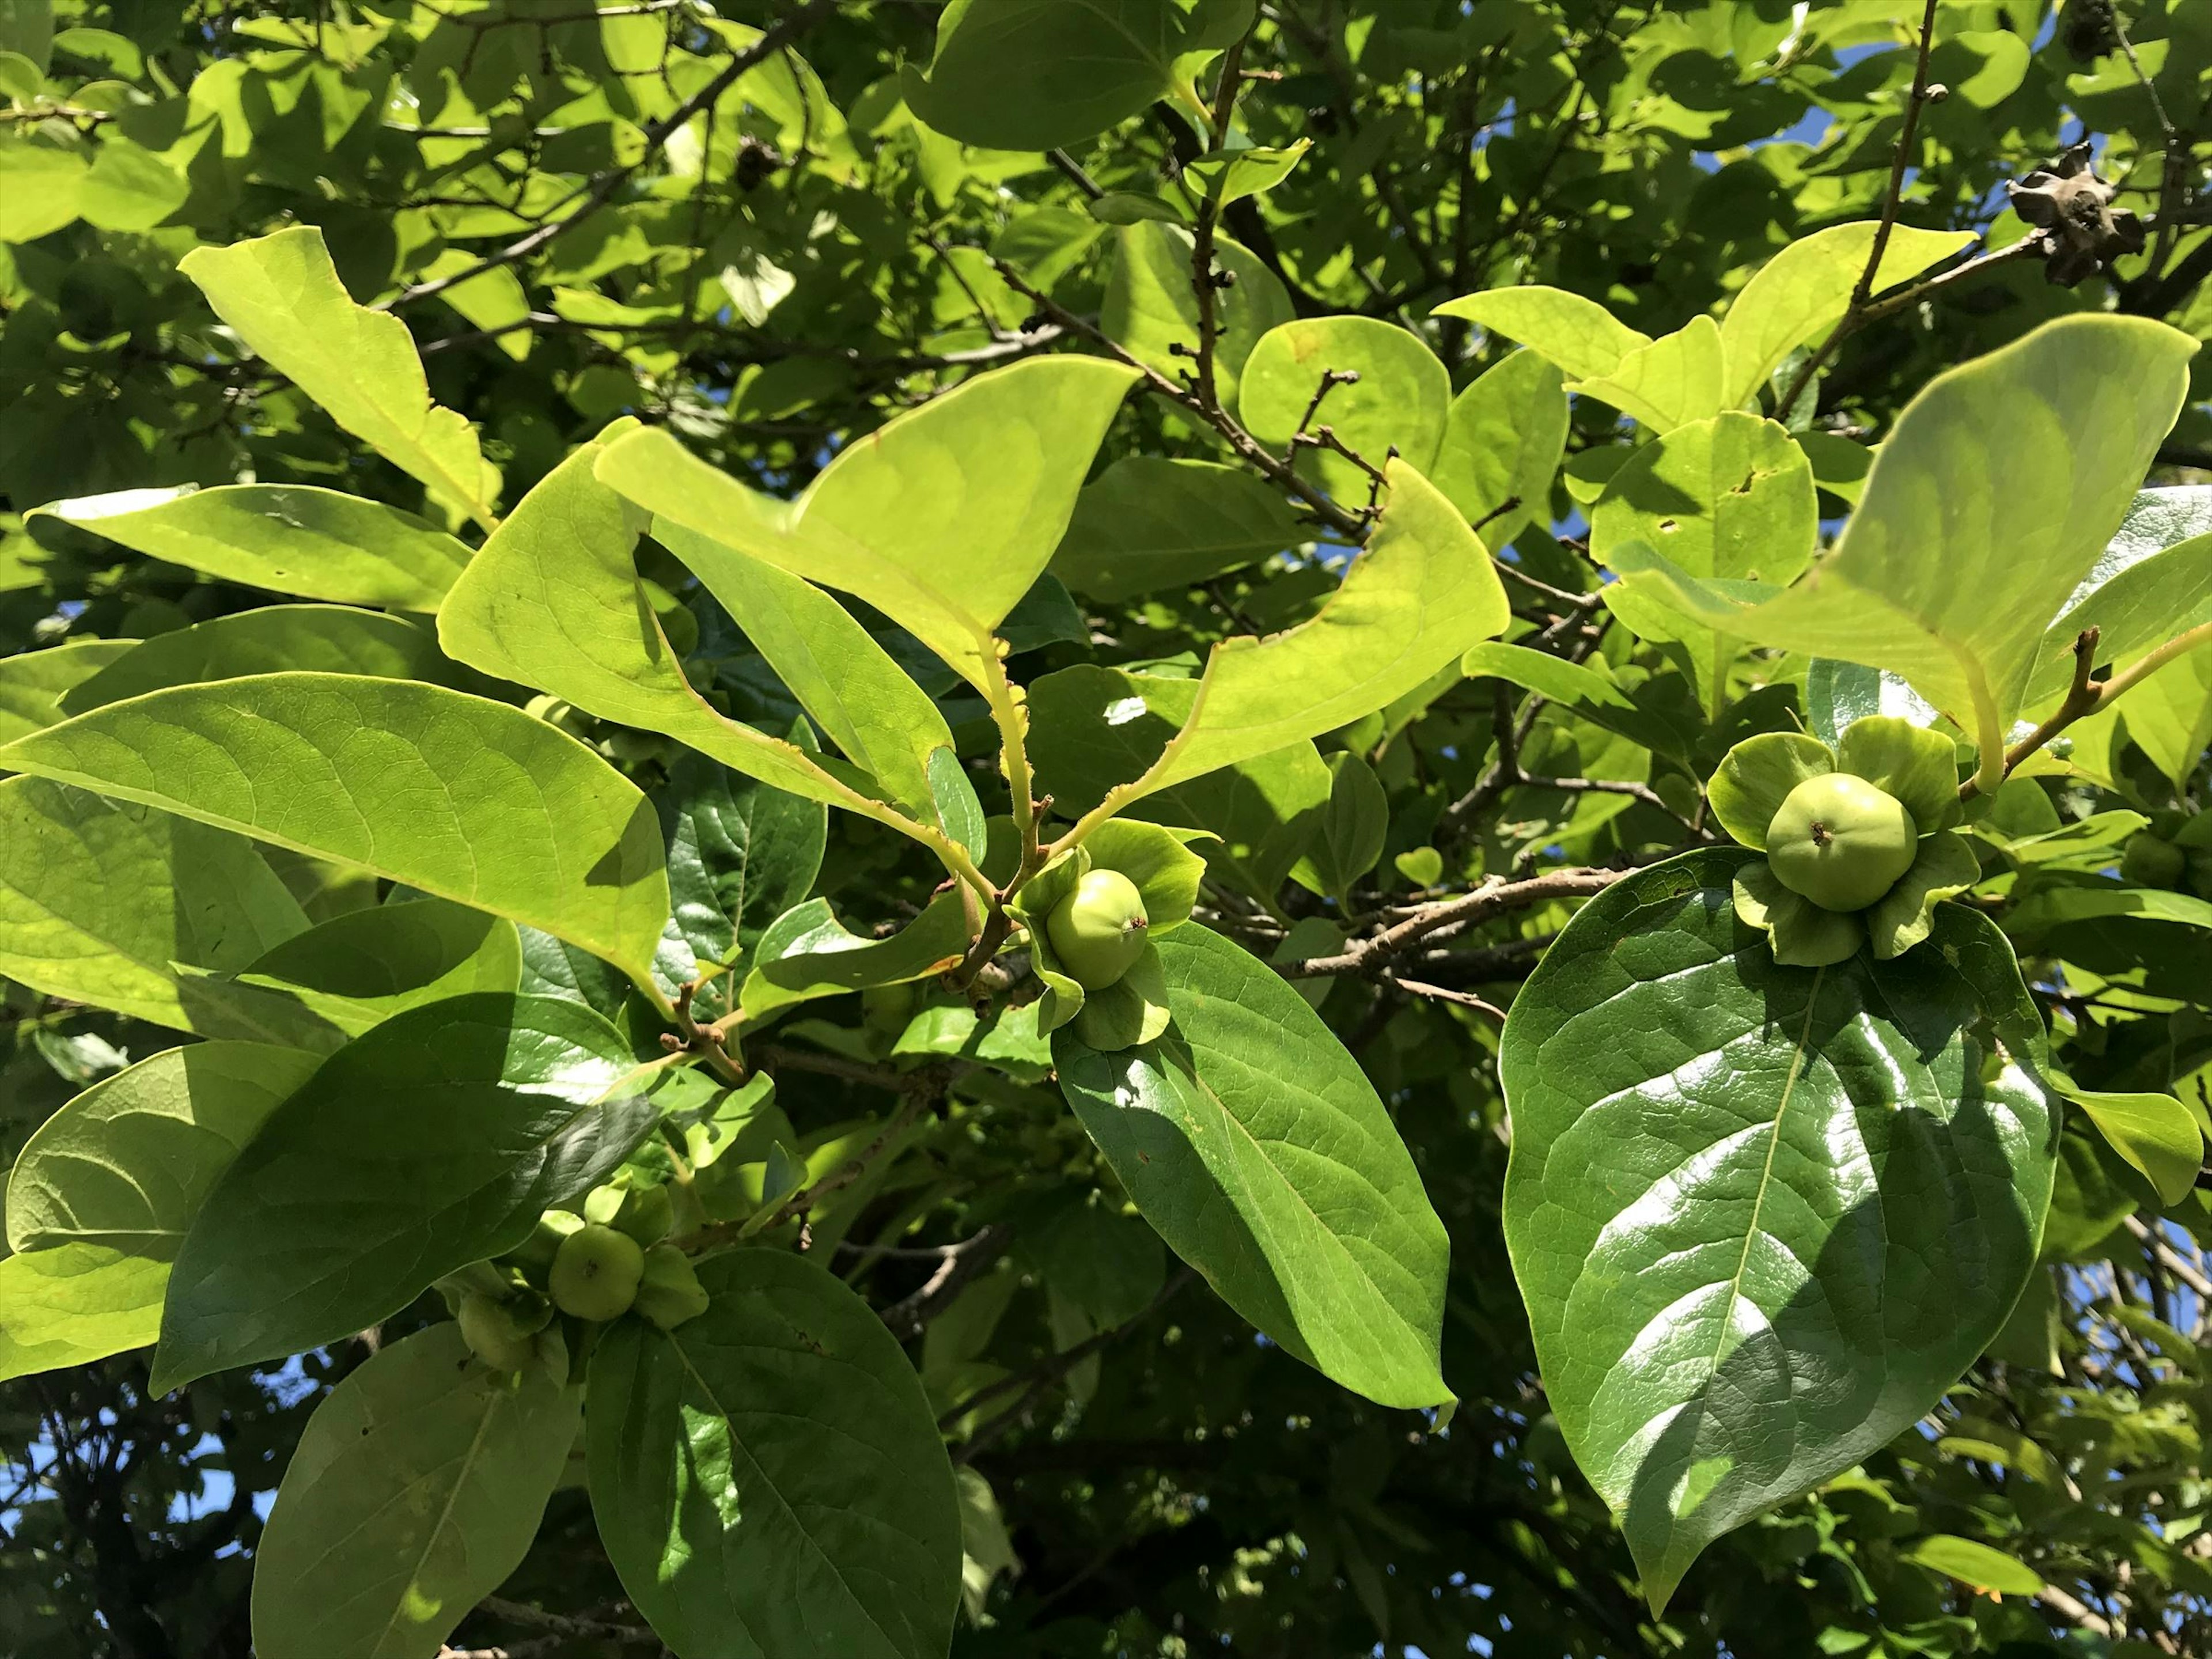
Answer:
6;2;2212;1658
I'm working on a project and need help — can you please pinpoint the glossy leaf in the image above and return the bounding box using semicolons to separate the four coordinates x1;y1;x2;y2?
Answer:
253;1323;579;1659
1101;221;1291;407
154;993;654;1388
657;746;826;983
1608;316;2196;784
1430;349;1569;548
586;1248;963;1659
0;672;669;986
738;892;970;1021
1718;222;1977;405
1054;924;1453;1408
60;604;461;713
1500;849;2057;1608
179;228;499;528
0;775;308;1029
904;0;1249;152
1238;318;1452;500
33;484;472;611
1900;1535;2044;1598
596;357;1139;690
1050;457;1306;603
216;896;523;1038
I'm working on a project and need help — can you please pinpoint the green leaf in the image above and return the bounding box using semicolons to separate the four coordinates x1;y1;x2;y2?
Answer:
1899;1535;2045;1599
586;1248;962;1659
1294;750;1387;903
1569;316;1728;434
1049;457;1306;603
1238;317;1452;501
739;892;972;1021
657;746;825;981
252;1323;579;1659
60;604;463;714
0;673;670;987
155;993;653;1388
1500;849;2058;1609
2031;484;2212;706
1430;348;1569;549
0;0;51;71
213;897;523;1039
1718;222;1977;406
928;745;986;861
903;0;1249;151
1102;221;1292;408
1107;461;1507;803
33;484;472;612
1461;641;1635;711
0;775;308;1029
0;134;81;243
596;357;1139;692
1433;286;1652;381
2062;1084;2203;1206
1608;316;2198;787
0;1245;168;1382
2007;878;2212;936
437;437;881;820
0;639;134;740
1054;924;1453;1408
0;1041;319;1380
656;517;960;819
1184;139;1309;206
179;227;500;529
1592;412;1817;711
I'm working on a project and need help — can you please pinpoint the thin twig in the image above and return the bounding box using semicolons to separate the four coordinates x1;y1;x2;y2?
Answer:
1279;866;1628;978
875;1225;1011;1338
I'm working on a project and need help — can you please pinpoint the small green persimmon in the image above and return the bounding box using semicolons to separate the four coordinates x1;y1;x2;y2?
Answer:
2122;832;2186;889
548;1222;646;1321
1765;772;1918;913
1045;868;1150;989
457;1293;541;1372
633;1244;711;1330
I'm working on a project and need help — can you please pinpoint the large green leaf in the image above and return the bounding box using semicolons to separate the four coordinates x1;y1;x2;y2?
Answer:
252;1323;579;1659
60;604;461;713
1238;318;1452;501
1049;457;1306;603
1591;412;1816;712
0;639;133;740
1054;925;1453;1408
656;747;826;993
1101;221;1291;408
0;672;669;986
1717;222;1977;406
2029;484;2212;706
209;896;524;1039
1608;316;2196;785
32;484;472;611
0;775;308;1029
1430;348;1569;550
437;435;882;818
178;227;500;529
1090;460;1507;808
594;358;1139;691
1499;849;2058;1608
903;0;1249;151
153;993;654;1388
0;1041;319;1381
587;1248;963;1659
656;520;958;820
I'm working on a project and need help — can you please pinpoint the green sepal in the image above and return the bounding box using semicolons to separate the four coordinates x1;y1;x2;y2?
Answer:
1010;847;1091;1033
1080;820;1208;935
1834;715;1962;833
1069;944;1172;1053
1863;830;1981;959
1709;732;1835;849
1733;860;1863;966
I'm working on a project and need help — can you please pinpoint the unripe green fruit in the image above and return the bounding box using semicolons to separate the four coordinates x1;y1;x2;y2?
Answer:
548;1223;645;1321
634;1244;711;1330
458;1293;540;1372
1045;869;1149;990
1765;773;1918;913
2122;832;2187;889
